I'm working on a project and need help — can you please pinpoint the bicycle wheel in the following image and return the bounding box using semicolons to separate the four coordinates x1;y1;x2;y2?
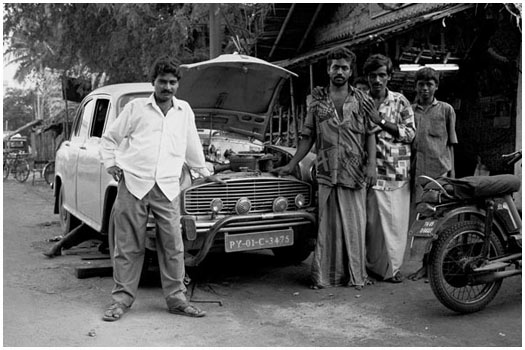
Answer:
43;161;55;186
428;220;504;313
3;160;10;180
14;159;30;183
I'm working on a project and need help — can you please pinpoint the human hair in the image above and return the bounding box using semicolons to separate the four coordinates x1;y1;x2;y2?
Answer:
149;56;181;83
326;47;356;69
415;67;440;85
363;54;393;75
353;76;368;86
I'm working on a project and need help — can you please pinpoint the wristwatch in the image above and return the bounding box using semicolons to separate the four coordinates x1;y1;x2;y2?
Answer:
380;119;386;126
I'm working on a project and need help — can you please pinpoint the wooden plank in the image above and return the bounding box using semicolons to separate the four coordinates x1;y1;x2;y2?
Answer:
80;253;110;261
75;265;112;279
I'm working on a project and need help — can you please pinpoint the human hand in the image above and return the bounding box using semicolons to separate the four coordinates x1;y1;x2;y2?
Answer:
364;163;377;187
107;166;122;182
362;98;382;124
271;164;294;177
204;175;227;185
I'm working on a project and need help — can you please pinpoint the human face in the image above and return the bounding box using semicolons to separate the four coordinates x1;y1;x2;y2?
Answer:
355;83;369;93
328;58;352;87
415;79;438;102
367;66;390;96
153;73;179;103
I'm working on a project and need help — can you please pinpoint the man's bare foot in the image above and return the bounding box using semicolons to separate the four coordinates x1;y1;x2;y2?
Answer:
43;245;61;258
408;266;427;281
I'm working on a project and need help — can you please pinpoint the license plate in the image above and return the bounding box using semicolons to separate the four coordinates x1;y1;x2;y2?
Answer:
408;219;439;238
224;229;294;252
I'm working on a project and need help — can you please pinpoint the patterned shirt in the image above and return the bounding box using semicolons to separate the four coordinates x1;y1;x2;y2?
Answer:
370;89;416;190
412;98;458;178
302;85;375;189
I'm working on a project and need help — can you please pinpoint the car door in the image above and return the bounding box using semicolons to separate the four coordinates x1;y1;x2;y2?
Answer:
61;99;94;217
76;97;110;229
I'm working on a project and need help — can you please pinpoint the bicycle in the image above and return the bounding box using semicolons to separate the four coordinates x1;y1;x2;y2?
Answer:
3;152;31;183
42;160;55;186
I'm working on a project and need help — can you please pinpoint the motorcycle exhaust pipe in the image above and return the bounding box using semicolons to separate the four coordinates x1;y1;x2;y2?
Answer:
470;269;522;285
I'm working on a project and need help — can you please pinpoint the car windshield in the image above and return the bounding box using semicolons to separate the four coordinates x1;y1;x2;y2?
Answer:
117;93;151;114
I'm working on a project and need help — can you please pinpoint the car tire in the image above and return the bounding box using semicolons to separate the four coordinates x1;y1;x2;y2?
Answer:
58;185;81;234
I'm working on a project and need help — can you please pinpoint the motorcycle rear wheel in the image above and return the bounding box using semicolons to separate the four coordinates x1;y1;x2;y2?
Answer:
428;220;504;313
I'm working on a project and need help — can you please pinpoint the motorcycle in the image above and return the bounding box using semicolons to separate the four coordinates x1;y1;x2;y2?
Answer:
408;150;522;313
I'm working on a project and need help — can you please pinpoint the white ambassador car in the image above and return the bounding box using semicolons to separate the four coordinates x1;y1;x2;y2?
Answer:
54;54;317;266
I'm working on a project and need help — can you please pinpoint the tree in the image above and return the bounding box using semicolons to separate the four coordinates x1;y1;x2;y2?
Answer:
3;3;273;84
3;88;36;135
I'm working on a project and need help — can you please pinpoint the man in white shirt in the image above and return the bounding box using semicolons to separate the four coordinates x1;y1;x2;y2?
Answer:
100;57;210;321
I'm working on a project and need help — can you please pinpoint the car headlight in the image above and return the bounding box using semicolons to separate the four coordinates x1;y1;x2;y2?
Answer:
272;196;288;212
294;194;306;208
235;197;251;215
210;198;224;213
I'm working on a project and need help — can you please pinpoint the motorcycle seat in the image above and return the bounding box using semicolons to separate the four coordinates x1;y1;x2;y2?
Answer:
422;174;521;201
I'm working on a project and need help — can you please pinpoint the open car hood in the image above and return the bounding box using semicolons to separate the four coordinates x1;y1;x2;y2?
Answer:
177;54;297;141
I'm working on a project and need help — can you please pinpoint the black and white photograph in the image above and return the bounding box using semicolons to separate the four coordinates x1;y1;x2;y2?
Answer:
2;3;522;347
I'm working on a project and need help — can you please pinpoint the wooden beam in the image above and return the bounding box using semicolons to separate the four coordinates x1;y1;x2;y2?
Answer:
269;4;296;59
309;64;314;93
296;4;323;54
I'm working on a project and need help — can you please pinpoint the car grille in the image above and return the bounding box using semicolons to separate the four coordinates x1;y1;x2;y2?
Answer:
183;177;311;215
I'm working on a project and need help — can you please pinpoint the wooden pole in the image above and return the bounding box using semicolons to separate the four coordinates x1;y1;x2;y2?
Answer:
278;107;282;143
290;79;298;147
309;64;314;94
209;4;221;59
269;110;273;144
286;109;290;146
269;4;296;59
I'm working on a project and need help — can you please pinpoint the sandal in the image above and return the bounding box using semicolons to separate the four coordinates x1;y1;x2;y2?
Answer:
102;302;129;322
384;271;404;284
168;303;206;318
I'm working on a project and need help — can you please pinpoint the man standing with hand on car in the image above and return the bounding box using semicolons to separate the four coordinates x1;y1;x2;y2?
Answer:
274;47;377;290
100;56;215;321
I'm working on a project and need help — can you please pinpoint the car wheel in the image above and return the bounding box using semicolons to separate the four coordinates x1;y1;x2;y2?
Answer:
58;185;80;234
272;225;315;264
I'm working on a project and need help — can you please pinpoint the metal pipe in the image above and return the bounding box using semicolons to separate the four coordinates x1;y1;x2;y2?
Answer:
470;269;521;285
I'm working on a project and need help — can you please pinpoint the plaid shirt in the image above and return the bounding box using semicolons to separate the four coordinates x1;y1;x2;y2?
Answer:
302;85;375;189
370;89;416;190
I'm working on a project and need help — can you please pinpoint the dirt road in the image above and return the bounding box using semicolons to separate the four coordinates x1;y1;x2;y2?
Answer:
3;179;522;346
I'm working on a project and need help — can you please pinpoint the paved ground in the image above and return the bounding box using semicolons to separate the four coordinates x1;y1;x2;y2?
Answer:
2;178;522;346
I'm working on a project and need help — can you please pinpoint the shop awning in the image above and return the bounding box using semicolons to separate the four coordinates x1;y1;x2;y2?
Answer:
273;3;475;68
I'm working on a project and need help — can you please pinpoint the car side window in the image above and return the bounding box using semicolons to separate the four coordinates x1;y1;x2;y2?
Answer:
90;99;110;138
71;99;95;143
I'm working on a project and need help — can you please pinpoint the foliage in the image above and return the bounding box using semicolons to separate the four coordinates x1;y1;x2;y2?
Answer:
3;3;273;84
3;88;36;135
